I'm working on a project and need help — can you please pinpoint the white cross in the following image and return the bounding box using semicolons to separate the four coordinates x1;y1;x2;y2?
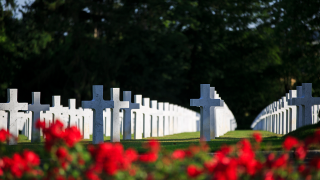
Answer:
150;100;158;137
68;99;78;127
121;91;139;140
190;84;223;141
81;107;93;139
288;90;297;131
292;83;320;126
133;95;143;139
291;86;303;128
28;92;49;142
157;102;164;137
50;96;68;126
141;97;151;138
0;89;28;145
82;85;114;144
163;102;170;136
109;88;129;142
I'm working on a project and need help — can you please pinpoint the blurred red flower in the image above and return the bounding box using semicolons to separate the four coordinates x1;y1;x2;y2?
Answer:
64;126;82;147
253;132;263;143
187;165;202;178
56;147;68;159
172;150;186;160
295;146;307;160
23;150;40;166
139;152;158;163
283;136;299;150
144;139;160;152
0;129;10;142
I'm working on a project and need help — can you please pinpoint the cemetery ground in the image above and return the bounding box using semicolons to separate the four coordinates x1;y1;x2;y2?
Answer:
5;123;320;159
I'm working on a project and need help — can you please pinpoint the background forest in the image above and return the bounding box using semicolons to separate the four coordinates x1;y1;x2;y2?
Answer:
0;0;319;129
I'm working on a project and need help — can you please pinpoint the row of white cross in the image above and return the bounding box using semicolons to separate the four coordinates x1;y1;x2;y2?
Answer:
190;84;237;141
251;83;320;134
0;86;201;145
0;84;237;145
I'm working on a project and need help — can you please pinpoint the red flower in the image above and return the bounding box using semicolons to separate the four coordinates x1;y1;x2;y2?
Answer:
187;165;202;178
85;170;101;180
10;153;26;178
172;150;185;160
298;164;306;173
144;139;160;152
272;154;288;168
283;136;299;150
295;146;307;160
64;126;81;147
61;161;69;169
0;129;10;142
264;171;275;180
139;152;158;163
23;150;40;166
56;147;68;159
103;161;118;175
35;119;46;129
125;148;138;162
204;159;217;172
253;132;262;143
218;145;232;155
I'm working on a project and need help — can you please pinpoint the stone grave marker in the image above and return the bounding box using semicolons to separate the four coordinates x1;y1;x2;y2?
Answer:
157;102;164;137
0;111;7;130
133;95;143;139
50;96;68;126
292;83;320;126
82;85;114;144
122;91;139;140
141;97;151;138
68;99;78;127
163;102;170;136
287;90;297;131
0;89;28;145
109;88;129;142
190;84;224;141
28;92;50;142
150;100;158;137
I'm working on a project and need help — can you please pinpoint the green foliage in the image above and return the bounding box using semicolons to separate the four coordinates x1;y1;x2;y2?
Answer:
285;122;320;140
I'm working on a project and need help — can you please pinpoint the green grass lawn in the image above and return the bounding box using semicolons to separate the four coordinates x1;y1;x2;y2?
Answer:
5;124;320;158
4;130;284;158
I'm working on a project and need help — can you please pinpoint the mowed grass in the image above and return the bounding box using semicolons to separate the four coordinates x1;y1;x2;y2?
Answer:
8;121;320;159
3;130;288;158
7;123;320;158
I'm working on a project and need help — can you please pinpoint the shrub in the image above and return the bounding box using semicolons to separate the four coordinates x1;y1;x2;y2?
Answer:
0;119;320;179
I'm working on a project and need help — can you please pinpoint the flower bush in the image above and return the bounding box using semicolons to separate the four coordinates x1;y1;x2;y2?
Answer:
0;120;320;179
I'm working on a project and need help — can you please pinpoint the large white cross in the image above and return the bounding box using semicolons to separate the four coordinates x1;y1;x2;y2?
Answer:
28;92;50;142
190;84;223;141
121;91;139;140
0;89;28;145
82;85;114;144
109;88;129;142
292;83;320;126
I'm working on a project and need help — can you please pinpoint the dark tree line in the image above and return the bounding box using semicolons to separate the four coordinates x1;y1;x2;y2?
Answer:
0;0;319;129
